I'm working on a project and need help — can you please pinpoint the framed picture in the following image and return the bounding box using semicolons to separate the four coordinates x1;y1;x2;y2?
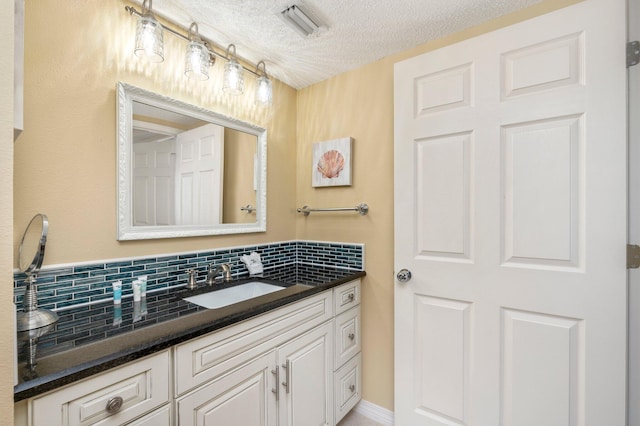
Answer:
312;137;353;187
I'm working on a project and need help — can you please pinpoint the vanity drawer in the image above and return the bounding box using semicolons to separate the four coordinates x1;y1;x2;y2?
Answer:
334;353;362;424
30;350;170;426
126;404;171;426
334;305;361;369
333;279;361;315
174;291;332;395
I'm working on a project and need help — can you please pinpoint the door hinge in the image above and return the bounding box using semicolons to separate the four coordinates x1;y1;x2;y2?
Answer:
628;41;640;67
628;244;640;269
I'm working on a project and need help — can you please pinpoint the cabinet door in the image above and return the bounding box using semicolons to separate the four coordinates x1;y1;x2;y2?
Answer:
278;322;334;426
177;350;277;426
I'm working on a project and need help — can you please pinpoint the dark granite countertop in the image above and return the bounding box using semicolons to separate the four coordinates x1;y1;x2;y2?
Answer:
14;264;365;402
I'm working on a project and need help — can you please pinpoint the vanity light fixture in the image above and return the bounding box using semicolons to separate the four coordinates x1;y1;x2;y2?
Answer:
223;44;245;95
134;0;164;62
185;23;212;81
125;4;274;105
255;61;273;106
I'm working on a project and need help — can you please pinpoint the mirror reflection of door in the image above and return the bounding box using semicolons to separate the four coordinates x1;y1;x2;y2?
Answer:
132;121;179;226
132;121;225;226
175;124;224;226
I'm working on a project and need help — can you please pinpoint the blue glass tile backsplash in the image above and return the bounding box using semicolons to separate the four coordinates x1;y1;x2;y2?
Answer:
13;241;364;311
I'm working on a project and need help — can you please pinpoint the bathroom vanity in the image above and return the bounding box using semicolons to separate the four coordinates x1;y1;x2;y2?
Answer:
14;266;364;426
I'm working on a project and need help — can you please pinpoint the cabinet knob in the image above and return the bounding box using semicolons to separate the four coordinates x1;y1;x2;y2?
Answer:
347;293;355;302
349;384;355;392
105;396;124;414
348;333;355;341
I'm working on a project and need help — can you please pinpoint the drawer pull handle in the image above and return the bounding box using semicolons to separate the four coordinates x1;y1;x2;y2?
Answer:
106;396;124;414
348;333;355;341
271;368;279;400
347;293;355;302
349;384;356;393
282;360;291;394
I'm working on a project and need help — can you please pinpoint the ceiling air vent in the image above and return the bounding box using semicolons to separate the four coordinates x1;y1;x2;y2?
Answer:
277;4;325;38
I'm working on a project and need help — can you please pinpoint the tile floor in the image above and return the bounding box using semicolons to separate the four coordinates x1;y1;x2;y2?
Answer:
337;410;385;426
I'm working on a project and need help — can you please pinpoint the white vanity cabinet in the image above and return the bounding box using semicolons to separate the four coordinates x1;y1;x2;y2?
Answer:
174;280;361;426
176;321;334;426
174;290;335;426
173;291;333;396
15;279;362;426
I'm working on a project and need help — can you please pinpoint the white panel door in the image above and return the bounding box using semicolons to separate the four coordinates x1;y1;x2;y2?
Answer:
394;1;627;425
175;123;224;225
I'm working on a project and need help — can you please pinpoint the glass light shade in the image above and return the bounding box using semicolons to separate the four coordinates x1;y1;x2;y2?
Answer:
185;41;210;80
255;75;273;106
134;14;164;63
223;59;244;95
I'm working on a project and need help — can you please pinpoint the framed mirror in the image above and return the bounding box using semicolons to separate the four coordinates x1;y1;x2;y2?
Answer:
117;82;266;240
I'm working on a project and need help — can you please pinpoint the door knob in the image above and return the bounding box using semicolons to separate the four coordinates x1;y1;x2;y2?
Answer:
396;269;412;283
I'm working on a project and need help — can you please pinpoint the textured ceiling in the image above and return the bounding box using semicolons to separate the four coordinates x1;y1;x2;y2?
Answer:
141;0;542;89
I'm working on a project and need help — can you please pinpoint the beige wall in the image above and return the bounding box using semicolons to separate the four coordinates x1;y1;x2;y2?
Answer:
296;0;582;411
6;0;584;419
223;128;258;223
14;0;298;266
1;0;14;424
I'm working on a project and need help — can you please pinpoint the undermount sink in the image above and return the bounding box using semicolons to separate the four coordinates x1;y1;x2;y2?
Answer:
183;282;287;309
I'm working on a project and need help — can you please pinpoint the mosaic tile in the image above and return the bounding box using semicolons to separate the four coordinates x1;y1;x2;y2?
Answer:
13;241;364;311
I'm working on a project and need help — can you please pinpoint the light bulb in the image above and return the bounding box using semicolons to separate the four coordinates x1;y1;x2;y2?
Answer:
255;75;272;106
223;59;244;95
134;14;164;63
185;41;210;80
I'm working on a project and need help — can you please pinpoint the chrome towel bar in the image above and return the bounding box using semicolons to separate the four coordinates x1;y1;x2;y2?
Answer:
297;203;369;216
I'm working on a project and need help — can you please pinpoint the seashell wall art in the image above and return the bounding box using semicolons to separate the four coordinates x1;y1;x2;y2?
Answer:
312;137;353;187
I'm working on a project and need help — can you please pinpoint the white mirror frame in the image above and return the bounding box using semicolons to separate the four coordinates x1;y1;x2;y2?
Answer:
116;82;267;240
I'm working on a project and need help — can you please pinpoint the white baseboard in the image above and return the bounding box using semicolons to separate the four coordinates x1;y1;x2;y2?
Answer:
354;399;394;425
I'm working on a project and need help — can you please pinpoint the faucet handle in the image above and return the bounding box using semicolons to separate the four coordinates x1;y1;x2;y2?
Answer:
186;269;198;290
222;263;232;281
206;263;233;285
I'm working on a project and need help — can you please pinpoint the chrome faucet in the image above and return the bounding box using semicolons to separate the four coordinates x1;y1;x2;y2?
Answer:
207;263;231;285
